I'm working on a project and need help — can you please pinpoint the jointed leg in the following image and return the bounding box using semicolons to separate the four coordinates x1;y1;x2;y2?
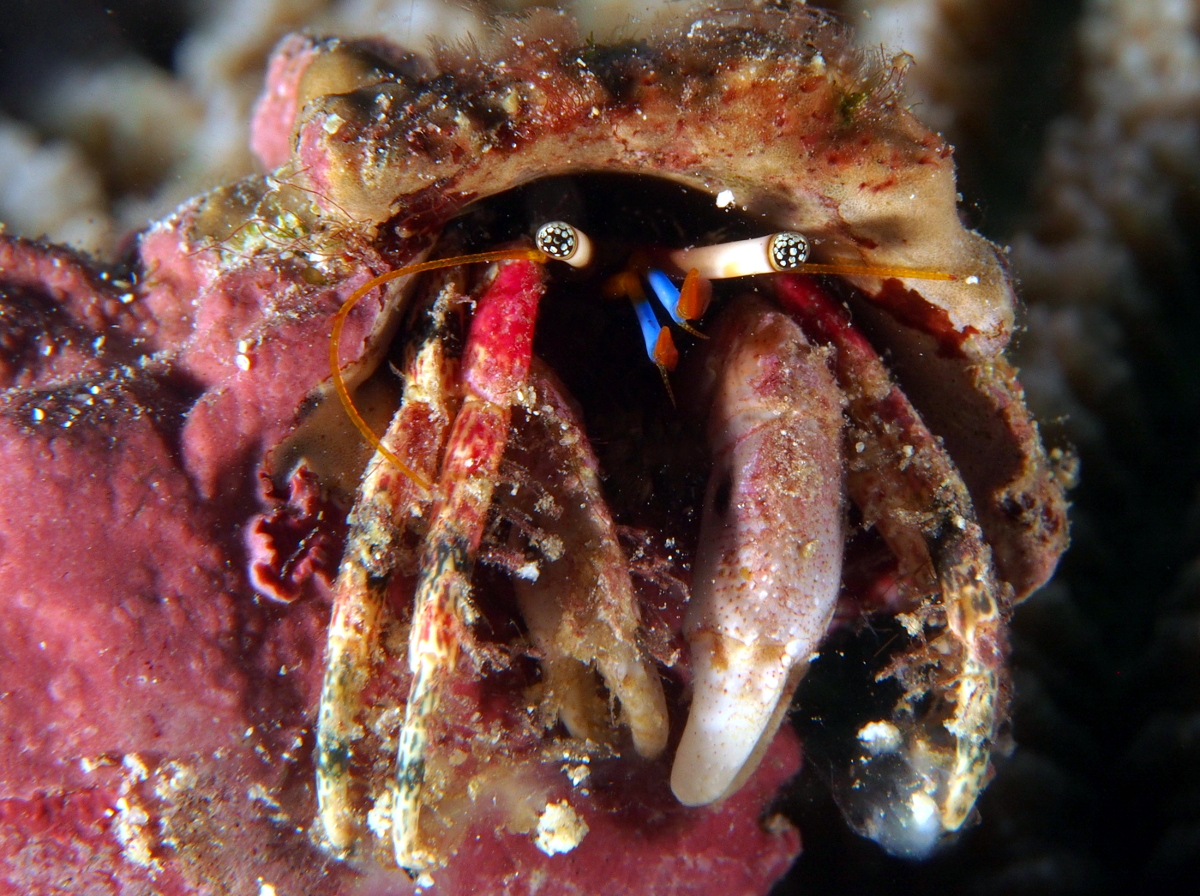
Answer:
391;258;546;873
317;267;465;853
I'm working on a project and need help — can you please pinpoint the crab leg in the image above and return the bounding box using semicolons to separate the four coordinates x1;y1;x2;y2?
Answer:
776;274;1008;857
393;258;545;873
504;360;669;758
315;267;465;853
671;296;846;806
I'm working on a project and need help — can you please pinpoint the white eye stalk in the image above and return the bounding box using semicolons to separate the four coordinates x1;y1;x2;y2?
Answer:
669;232;810;279
535;221;594;269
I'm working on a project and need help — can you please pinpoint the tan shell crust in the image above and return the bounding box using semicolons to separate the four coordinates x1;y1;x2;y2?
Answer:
284;3;1014;359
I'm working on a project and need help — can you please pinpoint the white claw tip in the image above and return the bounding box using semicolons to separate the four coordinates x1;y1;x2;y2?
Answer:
670;634;795;807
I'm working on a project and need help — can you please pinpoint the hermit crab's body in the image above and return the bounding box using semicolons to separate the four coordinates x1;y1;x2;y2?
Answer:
231;0;1069;880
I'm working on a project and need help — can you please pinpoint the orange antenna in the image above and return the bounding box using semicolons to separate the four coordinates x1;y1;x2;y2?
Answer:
791;262;957;281
329;246;549;495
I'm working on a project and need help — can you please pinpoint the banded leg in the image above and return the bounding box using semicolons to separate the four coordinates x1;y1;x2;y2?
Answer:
777;274;1008;857
316;266;465;853
392;258;545;873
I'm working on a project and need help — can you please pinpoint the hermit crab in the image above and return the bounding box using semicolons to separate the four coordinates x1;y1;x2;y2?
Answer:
0;2;1069;893
234;0;1069;877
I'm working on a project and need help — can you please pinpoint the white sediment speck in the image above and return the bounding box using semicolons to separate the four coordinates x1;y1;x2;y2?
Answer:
897;612;924;636
366;789;392;840
153;761;196;800
515;561;540;582
965;275;980;285
322;113;346;135
113;795;160;872
857;720;902;756
248;782;281;810
564;763;590;786
715;189;735;208
122;753;149;781
258;882;278;896
534;800;589;856
235;353;252;371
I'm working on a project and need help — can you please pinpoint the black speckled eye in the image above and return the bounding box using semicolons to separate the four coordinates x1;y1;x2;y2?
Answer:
768;231;809;270
535;221;578;260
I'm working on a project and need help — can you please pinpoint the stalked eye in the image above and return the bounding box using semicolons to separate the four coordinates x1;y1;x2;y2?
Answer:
535;221;593;268
671;231;954;282
666;232;807;279
768;231;809;270
669;233;787;279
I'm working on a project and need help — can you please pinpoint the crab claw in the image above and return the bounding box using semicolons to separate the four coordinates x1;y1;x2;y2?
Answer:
671;297;845;806
507;361;669;759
